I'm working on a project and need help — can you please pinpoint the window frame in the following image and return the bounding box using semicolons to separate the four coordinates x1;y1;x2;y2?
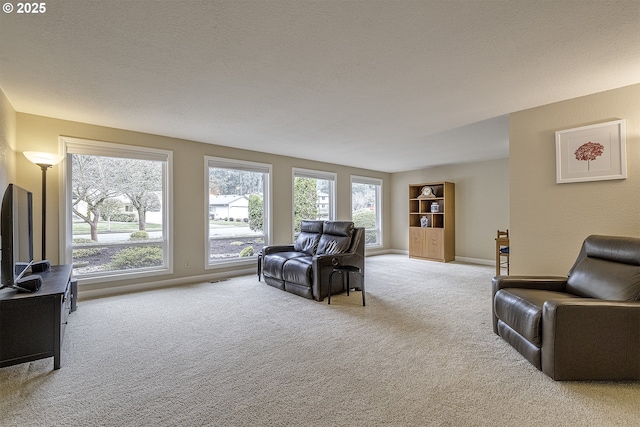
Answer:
205;156;272;269
60;136;174;285
292;168;336;236
350;175;383;248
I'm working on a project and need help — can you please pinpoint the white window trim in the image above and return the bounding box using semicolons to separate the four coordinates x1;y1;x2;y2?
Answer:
351;175;383;248
205;156;272;270
292;168;337;235
60;136;174;285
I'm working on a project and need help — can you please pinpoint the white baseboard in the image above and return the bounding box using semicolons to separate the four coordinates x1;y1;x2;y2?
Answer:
365;248;395;256
79;267;255;300
455;256;494;266
367;249;496;265
370;250;493;266
390;249;409;255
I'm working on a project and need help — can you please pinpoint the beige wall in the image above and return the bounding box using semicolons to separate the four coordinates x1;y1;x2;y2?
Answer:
14;113;391;293
0;89;17;194
0;90;17;286
391;157;510;263
510;83;640;276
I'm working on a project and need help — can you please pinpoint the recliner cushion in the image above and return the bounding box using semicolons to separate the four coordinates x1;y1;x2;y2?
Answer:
322;221;353;237
294;232;321;255
584;235;640;266
263;252;307;280
293;220;323;255
494;288;580;346
567;257;640;301
317;221;354;255
299;220;324;234
283;257;313;288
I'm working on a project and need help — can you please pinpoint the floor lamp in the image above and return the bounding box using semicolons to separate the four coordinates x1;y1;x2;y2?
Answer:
23;151;64;261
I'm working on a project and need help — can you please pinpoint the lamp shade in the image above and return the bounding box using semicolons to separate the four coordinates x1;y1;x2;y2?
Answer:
23;151;64;166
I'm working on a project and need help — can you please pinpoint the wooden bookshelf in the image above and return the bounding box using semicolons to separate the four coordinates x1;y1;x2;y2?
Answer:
409;182;455;262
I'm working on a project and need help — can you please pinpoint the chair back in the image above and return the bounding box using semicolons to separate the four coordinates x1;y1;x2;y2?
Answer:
566;235;640;301
294;220;324;255
317;221;355;255
497;229;509;239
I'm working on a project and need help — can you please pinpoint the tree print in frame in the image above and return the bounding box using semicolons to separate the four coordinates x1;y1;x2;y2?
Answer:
555;119;626;184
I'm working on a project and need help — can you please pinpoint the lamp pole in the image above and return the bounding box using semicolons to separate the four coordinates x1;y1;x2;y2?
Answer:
37;163;51;260
23;151;64;262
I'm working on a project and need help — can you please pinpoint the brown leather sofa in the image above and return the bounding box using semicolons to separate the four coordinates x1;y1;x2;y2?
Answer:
262;220;364;301
492;235;640;381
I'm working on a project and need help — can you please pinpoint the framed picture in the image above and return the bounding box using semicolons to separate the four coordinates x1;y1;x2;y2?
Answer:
555;119;626;184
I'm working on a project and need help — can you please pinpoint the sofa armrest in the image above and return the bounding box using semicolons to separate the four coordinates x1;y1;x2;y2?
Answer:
312;252;364;301
263;244;295;255
541;299;640;380
318;252;363;266
492;276;568;333
313;254;337;270
492;276;568;294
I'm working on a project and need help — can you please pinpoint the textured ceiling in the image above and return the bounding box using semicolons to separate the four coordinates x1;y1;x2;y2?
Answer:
1;1;639;173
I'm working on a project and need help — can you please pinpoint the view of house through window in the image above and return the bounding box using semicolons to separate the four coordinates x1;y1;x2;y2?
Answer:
352;176;382;246
65;139;171;280
293;168;335;234
207;157;270;265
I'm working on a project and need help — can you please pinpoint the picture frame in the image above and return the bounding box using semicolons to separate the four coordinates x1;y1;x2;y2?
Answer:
555;119;626;184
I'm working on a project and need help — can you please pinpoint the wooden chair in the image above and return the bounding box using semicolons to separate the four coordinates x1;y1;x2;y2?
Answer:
495;230;509;276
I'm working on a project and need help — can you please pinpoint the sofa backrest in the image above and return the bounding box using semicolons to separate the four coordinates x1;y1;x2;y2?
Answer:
566;235;640;301
294;220;324;255
316;221;354;255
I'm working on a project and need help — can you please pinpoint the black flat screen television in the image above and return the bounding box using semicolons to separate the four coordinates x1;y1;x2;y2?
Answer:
0;184;34;287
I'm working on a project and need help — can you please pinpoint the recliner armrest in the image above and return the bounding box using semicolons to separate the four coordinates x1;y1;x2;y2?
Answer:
492;276;568;334
263;244;295;255
492;276;568;294
541;299;640;380
315;252;361;265
311;251;364;301
312;252;363;273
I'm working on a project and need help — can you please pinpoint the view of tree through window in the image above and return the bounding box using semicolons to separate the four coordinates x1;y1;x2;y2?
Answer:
70;153;168;277
207;158;269;264
352;177;382;246
293;169;335;234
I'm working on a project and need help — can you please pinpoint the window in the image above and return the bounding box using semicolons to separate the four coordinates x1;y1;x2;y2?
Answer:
206;157;271;267
351;176;382;247
292;168;336;234
62;137;173;283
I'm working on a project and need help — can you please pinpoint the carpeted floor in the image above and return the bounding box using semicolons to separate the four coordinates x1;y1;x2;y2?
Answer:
1;254;639;426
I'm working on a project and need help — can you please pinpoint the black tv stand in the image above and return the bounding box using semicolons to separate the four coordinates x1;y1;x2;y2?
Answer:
0;264;74;370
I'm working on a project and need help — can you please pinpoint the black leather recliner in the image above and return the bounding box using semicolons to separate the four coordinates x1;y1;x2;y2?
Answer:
492;235;640;381
262;220;365;301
